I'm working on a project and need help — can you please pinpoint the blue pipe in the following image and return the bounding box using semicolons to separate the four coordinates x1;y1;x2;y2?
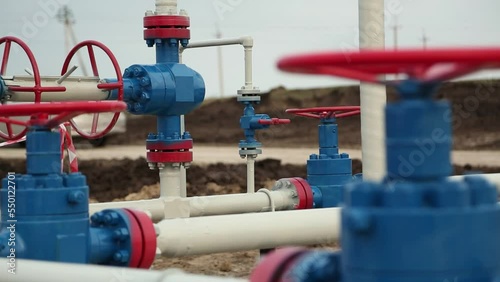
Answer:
156;39;180;64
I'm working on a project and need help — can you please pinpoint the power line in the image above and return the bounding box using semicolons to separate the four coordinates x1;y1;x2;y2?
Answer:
391;17;402;50
420;29;429;50
57;5;89;76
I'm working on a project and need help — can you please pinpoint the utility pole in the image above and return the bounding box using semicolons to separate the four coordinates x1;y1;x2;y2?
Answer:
215;24;225;99
57;6;89;76
421;29;429;50
391;17;402;50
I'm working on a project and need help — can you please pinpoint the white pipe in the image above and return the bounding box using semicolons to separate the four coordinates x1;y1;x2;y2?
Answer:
188;189;296;217
246;155;255;193
4;76;108;102
243;37;253;89
180;115;187;198
157;208;340;257
89;199;164;221
155;0;177;15
181;37;249;49
159;164;181;198
181;36;254;90
0;258;246;282
358;0;386;181
57;65;78;84
89;188;297;221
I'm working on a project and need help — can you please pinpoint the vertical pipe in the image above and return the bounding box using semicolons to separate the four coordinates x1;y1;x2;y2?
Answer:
180;115;187;198
156;0;177;15
242;37;254;89
178;48;187;198
160;164;181;198
358;0;386;181
246;155;255;193
216;27;225;98
154;0;182;198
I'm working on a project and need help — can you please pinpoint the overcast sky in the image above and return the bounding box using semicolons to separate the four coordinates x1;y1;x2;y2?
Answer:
1;0;500;97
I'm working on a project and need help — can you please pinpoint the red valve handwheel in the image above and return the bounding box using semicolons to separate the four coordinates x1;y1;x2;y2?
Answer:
0;36;65;140
61;40;124;139
278;48;500;84
286;106;360;119
0;101;126;130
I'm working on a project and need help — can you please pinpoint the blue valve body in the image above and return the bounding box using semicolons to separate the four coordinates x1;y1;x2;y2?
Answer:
308;120;353;208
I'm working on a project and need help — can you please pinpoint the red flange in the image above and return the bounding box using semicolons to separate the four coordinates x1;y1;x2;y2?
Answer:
147;151;193;163
278;48;500;84
250;247;309;282
124;209;157;269
144;29;191;40
146;140;193;151
61;40;124;139
123;209;144;268
283;177;314;209
0;36;66;140
144;15;191;40
286;106;360;120
144;15;190;28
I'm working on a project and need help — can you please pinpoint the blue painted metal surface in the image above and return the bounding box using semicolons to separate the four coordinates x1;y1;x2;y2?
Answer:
117;64;205;117
285;251;341;282
307;117;353;208
108;33;205;161
282;80;500;282
89;209;137;266
0;77;5;100
340;81;500;282
0;130;138;265
239;102;270;153
0;130;89;263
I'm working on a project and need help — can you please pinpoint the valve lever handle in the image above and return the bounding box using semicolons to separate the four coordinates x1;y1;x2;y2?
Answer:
258;118;291;125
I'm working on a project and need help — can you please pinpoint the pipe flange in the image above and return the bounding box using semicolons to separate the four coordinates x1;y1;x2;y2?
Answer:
147;151;193;163
144;15;190;29
273;178;314;209
239;148;262;157
124;208;157;269
237;88;261;97
90;209;156;268
144;15;191;40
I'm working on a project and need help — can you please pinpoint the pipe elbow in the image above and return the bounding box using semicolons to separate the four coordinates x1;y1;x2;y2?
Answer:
241;36;254;48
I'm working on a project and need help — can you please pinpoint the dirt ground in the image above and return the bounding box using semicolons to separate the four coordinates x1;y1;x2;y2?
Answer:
1;157;500;277
107;80;500;150
1;80;500;278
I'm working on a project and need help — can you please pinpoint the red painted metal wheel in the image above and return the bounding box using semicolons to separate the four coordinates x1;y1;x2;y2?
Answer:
278;48;500;83
286;106;360;119
0;101;126;129
61;40;124;139
0;36;65;140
